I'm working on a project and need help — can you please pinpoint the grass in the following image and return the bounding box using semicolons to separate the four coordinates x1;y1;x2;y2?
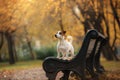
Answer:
0;58;120;71
101;58;120;71
0;60;42;71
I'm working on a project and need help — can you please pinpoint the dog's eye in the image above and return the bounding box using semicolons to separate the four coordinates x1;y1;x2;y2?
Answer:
59;32;62;34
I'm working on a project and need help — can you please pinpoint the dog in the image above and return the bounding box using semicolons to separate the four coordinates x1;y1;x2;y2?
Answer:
55;31;74;60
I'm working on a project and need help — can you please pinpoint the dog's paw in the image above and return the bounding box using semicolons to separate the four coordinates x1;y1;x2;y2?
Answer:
57;56;62;59
62;57;67;60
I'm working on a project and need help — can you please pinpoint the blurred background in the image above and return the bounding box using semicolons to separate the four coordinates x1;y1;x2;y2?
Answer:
0;0;120;64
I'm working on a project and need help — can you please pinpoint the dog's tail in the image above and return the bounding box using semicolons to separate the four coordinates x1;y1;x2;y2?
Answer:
66;36;73;44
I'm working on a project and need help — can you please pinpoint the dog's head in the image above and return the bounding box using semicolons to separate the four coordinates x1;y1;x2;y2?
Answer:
55;31;66;39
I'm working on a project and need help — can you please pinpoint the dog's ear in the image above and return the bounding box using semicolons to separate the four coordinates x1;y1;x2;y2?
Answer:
63;31;66;34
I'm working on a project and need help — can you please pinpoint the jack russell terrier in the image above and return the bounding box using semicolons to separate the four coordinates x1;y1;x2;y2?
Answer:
55;31;74;60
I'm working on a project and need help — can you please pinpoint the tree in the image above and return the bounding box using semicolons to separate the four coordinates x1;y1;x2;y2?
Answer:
0;0;17;64
0;0;38;63
71;0;120;60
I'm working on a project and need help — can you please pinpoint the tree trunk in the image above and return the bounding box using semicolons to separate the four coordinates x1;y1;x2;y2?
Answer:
0;32;4;50
13;38;18;61
110;0;120;28
59;0;65;32
27;41;36;60
0;55;2;62
102;42;114;60
5;33;15;64
0;32;4;62
23;26;36;60
0;52;2;62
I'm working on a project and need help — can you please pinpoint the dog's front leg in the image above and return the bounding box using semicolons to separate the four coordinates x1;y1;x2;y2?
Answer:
71;50;74;58
57;49;61;59
57;52;60;58
62;53;68;60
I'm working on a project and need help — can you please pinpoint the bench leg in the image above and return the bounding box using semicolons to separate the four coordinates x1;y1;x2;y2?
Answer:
78;72;86;80
94;41;105;73
46;73;56;80
86;63;98;78
60;70;70;80
86;55;100;80
94;52;105;73
73;68;86;80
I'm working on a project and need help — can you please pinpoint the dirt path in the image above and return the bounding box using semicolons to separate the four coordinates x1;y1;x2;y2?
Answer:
0;68;48;80
0;68;63;80
0;67;120;80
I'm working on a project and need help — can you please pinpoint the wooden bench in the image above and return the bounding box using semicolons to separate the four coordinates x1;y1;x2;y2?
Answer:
43;29;106;80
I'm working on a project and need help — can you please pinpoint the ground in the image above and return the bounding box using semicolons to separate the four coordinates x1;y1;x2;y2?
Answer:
0;68;47;80
0;60;120;80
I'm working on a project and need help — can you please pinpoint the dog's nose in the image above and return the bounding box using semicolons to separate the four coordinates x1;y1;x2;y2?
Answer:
55;34;57;38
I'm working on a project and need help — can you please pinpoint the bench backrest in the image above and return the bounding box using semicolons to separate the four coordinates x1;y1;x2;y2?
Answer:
86;33;106;58
71;30;99;61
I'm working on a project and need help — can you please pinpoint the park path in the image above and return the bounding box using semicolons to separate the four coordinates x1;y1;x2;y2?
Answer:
12;68;48;80
0;67;120;80
0;68;48;80
0;67;64;80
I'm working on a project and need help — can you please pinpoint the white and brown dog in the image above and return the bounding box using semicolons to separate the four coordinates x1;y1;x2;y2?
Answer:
55;31;74;60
